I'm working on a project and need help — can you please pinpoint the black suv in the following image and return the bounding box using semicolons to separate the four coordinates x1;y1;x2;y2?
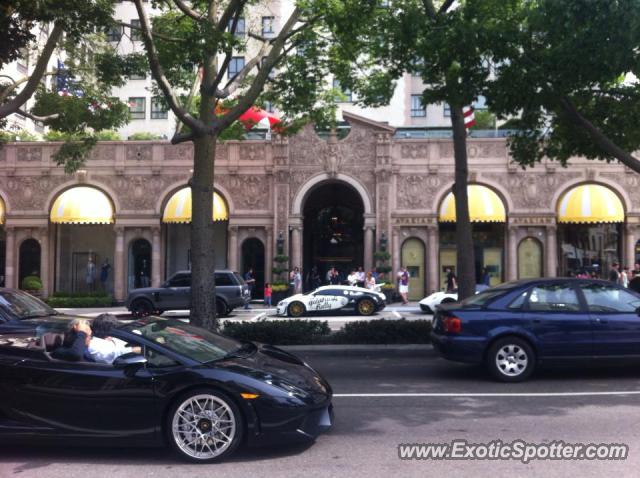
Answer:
125;270;250;317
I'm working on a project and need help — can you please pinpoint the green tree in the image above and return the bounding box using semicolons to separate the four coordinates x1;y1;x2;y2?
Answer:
131;0;336;328
487;0;640;174
327;0;520;299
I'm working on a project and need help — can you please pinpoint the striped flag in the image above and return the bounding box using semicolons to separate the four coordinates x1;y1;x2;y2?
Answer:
463;106;476;129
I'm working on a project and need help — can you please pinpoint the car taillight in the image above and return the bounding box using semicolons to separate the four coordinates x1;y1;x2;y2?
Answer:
442;316;462;334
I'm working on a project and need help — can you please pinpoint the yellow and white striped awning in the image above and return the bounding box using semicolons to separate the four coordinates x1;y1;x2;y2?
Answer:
557;184;624;224
439;185;506;223
50;187;114;224
0;197;5;225
162;187;229;223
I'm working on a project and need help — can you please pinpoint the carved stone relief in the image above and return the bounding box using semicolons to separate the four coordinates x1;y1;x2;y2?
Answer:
396;173;452;210
126;145;152;161
16;147;42;162
0;175;69;210
218;174;270;210
164;144;194;161
88;144;116;161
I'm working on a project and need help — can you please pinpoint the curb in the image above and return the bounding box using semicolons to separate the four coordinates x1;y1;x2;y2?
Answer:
279;343;433;354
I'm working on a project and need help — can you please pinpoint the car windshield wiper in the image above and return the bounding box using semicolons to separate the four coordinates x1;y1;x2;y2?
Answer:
20;311;57;320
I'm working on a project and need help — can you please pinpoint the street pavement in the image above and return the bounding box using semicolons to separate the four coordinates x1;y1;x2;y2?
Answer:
2;348;640;477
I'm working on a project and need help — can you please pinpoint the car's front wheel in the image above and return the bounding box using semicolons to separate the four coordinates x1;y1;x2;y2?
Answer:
130;298;154;317
487;337;535;382
287;301;306;317
356;298;376;316
167;389;244;463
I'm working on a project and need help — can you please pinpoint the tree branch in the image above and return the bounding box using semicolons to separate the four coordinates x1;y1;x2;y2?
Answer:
17;109;60;122
0;22;63;120
172;0;204;21
438;0;456;14
421;0;437;20
133;0;206;134
0;70;60;103
215;8;302;131
559;96;640;174
217;0;245;31
117;21;185;43
171;130;196;144
214;40;271;98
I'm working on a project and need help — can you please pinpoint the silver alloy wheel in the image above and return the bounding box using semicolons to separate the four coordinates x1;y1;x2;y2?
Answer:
495;344;528;377
171;393;236;460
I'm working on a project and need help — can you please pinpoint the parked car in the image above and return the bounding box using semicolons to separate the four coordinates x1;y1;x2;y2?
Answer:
431;278;640;382
419;284;490;313
0;316;333;462
125;270;250;317
0;288;80;335
276;285;386;317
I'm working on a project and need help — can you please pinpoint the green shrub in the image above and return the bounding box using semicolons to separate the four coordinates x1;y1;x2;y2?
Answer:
128;132;163;140
94;130;121;141
332;319;432;344
222;320;331;345
271;282;290;292
51;291;110;298
46;296;113;308
21;275;43;290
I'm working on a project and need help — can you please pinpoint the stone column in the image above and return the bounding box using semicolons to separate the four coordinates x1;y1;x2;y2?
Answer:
507;225;518;281
114;226;125;302
4;227;15;289
427;226;439;294
392;228;401;279
39;228;50;297
290;226;302;270
364;226;374;272
625;224;636;268
545;225;558;278
228;226;239;272
151;226;161;287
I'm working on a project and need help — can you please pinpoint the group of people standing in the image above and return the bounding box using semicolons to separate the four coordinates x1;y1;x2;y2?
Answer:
606;262;640;293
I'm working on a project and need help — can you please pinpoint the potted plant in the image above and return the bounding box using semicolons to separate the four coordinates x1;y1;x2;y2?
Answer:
272;253;291;303
373;250;395;303
21;275;43;297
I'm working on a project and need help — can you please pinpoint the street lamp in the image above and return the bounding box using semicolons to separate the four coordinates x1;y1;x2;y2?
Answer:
277;230;284;255
379;232;387;252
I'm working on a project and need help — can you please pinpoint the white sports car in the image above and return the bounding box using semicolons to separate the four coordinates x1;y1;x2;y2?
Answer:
419;285;490;314
276;285;387;317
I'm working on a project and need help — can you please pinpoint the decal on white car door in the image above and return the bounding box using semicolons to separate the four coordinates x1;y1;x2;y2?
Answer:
307;294;349;311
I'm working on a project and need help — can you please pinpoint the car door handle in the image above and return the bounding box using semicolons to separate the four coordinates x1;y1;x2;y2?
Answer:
594;317;609;324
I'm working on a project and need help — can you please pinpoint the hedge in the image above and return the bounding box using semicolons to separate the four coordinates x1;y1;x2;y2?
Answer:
51;291;110;298
46;296;114;308
221;319;432;345
222;320;331;345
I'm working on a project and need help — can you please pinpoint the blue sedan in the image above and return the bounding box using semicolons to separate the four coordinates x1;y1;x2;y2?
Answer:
430;278;640;382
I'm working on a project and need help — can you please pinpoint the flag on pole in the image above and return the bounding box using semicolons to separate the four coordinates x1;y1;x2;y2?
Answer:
463;106;476;130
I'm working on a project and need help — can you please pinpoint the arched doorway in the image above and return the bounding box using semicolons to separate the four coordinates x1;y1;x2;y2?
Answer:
241;238;265;299
401;238;425;300
518;237;543;279
50;186;115;293
19;238;41;288
128;239;152;291
162;187;229;277
303;181;365;284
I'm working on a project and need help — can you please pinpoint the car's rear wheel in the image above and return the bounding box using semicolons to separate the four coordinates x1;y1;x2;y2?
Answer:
167;389;243;463
287;301;306;317
130;298;154;317
357;298;376;316
487;337;535;382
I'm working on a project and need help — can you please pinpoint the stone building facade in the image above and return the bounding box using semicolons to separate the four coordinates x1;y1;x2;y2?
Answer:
0;112;637;302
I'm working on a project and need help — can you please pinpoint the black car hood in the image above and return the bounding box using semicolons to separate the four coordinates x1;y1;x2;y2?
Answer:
215;344;331;397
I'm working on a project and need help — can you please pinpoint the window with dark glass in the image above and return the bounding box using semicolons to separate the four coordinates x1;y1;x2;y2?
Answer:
411;95;426;117
128;97;146;119
130;19;142;41
262;16;275;37
106;24;123;42
151;96;168;119
228;56;245;79
228;17;245;37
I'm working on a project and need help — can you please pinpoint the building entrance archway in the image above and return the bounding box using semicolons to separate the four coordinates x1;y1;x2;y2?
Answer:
19;239;41;289
241;238;265;299
303;181;365;286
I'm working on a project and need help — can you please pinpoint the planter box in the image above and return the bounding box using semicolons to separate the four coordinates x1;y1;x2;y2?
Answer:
271;290;290;305
381;288;398;304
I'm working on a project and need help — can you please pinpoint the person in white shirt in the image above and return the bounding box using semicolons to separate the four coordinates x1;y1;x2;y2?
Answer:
347;270;358;287
88;314;140;364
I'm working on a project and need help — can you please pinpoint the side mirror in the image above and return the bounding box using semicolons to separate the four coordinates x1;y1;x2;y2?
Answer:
113;352;147;369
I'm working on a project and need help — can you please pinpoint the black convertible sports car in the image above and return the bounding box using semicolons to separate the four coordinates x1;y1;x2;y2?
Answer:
0;317;333;462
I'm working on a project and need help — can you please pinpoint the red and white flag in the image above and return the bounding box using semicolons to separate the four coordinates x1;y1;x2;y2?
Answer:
463;106;476;130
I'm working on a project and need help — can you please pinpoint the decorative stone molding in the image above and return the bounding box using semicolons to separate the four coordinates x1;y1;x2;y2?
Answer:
126;144;152;161
16;147;42;162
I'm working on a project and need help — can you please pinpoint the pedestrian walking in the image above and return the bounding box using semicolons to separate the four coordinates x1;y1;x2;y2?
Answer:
264;283;272;307
445;268;457;292
356;267;365;288
244;268;255;309
621;266;630;288
290;267;302;294
365;271;376;290
397;266;409;305
608;262;621;284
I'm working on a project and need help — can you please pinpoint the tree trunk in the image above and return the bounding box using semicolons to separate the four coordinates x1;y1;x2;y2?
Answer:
190;133;217;329
450;106;476;300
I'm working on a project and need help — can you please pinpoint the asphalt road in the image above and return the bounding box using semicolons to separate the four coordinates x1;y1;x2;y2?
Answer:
2;349;640;477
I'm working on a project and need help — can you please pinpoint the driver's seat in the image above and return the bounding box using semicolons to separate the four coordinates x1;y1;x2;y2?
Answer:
41;333;63;352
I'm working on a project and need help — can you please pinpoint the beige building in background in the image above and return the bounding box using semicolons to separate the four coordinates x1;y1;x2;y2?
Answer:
0;112;636;302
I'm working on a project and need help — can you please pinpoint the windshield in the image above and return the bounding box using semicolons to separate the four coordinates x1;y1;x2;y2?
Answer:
0;290;57;319
122;319;244;363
